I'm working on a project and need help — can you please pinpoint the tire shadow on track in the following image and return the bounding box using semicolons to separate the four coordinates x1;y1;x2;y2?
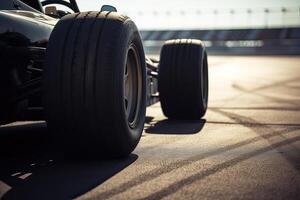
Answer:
145;118;206;135
0;122;137;200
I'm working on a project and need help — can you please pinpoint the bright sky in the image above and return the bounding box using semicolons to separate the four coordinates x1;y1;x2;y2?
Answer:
76;0;300;29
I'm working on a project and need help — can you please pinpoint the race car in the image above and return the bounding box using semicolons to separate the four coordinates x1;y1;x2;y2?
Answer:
0;0;209;157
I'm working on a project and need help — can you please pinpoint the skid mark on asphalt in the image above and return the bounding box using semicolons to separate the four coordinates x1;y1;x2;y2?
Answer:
215;76;300;103
234;76;300;93
232;84;300;106
209;106;300;111
95;122;300;199
139;135;300;200
137;109;300;199
211;109;300;170
206;121;300;127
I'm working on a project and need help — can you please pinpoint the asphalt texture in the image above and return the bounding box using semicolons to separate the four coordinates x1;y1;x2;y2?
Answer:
1;56;300;200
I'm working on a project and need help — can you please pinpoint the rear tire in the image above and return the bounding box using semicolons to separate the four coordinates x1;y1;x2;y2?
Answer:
158;39;208;120
44;11;146;158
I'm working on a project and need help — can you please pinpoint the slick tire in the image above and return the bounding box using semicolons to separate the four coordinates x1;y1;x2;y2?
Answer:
158;39;208;120
45;11;146;158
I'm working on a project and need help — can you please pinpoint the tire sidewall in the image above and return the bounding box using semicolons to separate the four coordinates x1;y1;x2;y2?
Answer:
113;19;146;151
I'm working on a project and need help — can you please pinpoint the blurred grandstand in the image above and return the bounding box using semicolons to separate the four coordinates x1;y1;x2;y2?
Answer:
141;27;300;55
136;7;300;55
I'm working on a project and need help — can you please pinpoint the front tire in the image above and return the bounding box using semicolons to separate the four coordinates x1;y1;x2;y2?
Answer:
44;11;146;158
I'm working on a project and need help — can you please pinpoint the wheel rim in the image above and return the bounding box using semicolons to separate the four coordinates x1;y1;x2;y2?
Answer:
124;44;142;128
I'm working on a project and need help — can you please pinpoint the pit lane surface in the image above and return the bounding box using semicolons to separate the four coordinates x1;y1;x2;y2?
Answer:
1;56;300;200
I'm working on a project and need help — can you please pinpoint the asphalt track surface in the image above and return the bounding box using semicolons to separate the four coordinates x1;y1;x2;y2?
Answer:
1;56;300;200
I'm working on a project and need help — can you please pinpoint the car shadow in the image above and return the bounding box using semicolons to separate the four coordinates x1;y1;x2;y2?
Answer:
0;122;138;200
145;118;206;135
